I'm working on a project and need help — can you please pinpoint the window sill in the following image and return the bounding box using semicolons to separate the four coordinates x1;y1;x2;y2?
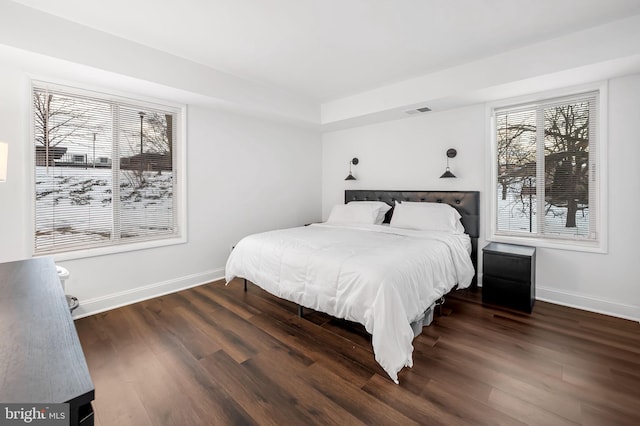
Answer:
488;234;607;254
36;235;187;262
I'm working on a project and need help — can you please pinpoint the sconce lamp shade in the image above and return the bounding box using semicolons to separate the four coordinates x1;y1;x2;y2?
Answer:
0;142;7;182
439;148;457;179
345;157;359;181
440;168;456;178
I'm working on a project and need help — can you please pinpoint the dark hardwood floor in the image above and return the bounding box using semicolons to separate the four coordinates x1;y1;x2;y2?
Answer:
75;279;640;425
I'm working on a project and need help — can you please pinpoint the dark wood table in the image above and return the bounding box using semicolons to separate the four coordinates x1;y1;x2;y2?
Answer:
0;257;94;425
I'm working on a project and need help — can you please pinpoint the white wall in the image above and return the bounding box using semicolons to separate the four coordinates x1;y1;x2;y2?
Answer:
0;53;322;318
322;104;486;216
322;74;640;321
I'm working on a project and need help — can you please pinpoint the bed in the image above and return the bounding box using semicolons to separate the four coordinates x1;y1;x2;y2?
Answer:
225;190;480;383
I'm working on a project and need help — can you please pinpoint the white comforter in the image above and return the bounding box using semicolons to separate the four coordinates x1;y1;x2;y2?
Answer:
224;223;475;383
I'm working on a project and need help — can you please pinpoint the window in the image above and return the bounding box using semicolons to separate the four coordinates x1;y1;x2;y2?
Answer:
33;81;185;256
491;90;602;248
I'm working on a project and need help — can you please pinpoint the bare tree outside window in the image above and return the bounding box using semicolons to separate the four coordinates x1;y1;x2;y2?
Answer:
33;91;105;167
543;103;590;229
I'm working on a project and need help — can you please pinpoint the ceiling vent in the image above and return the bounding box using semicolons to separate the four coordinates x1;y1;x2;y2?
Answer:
405;106;432;115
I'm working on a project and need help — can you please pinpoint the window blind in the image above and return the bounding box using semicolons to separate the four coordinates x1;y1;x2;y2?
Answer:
494;91;598;242
33;82;180;254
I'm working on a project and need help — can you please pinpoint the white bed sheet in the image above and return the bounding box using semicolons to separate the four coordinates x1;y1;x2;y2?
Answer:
224;223;475;383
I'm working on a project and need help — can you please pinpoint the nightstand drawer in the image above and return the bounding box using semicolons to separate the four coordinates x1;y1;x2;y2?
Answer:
483;275;535;313
483;252;533;283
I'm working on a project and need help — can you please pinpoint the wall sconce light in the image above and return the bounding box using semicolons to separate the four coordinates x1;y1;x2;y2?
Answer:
0;142;8;183
345;157;359;181
439;148;457;178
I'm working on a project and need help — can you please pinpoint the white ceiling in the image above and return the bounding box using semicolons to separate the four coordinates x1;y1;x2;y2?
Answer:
11;0;640;102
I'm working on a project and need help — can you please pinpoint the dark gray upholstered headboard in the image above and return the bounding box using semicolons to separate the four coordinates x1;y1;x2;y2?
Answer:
345;190;480;286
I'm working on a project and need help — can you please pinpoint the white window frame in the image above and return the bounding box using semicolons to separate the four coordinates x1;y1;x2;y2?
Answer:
486;81;608;254
29;79;188;261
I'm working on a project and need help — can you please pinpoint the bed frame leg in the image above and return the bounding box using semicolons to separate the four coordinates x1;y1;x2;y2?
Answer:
298;305;304;317
435;296;445;316
243;279;247;292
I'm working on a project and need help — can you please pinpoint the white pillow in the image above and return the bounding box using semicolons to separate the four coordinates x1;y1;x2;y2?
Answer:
390;201;464;233
347;201;392;224
326;203;379;224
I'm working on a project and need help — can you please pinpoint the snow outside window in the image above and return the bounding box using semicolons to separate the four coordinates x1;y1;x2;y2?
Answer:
492;91;600;246
32;82;184;256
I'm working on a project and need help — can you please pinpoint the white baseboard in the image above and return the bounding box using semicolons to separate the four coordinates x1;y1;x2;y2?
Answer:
71;268;225;319
73;271;639;324
536;286;639;323
478;274;638;322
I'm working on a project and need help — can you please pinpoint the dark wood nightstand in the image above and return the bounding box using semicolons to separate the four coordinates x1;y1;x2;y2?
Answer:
482;242;536;313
